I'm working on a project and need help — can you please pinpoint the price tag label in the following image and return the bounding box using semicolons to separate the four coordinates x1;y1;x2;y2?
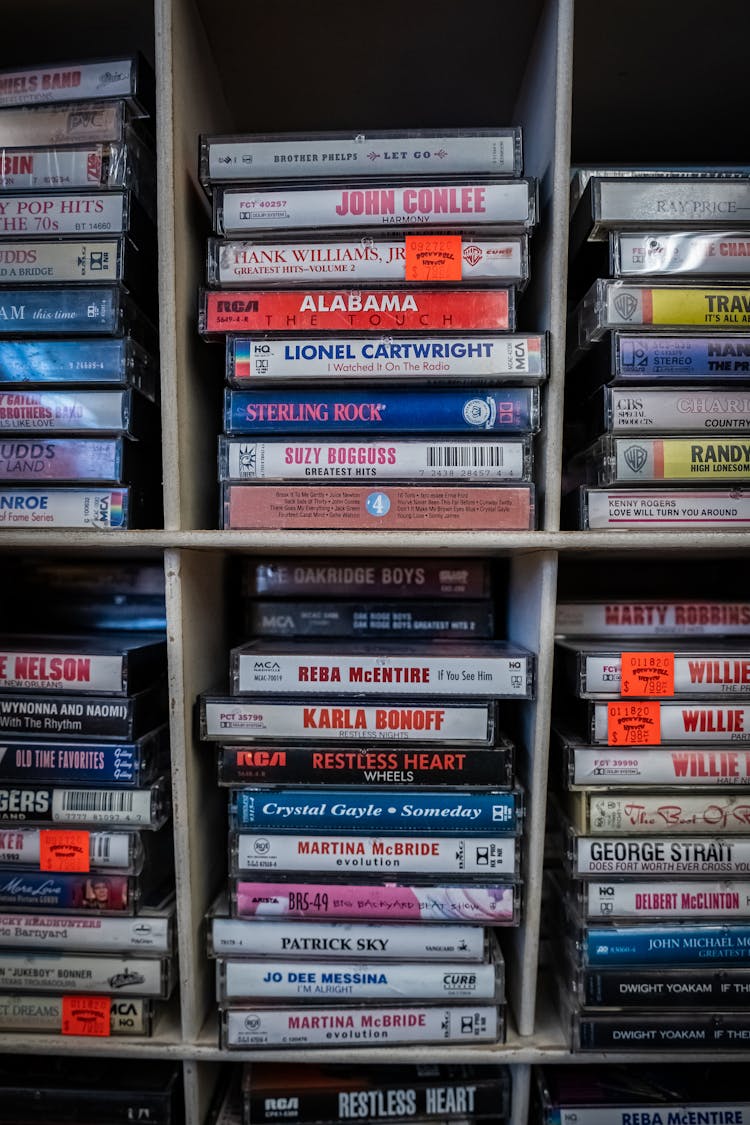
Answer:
607;701;661;745
61;995;111;1037
405;235;462;281
40;830;90;872
621;651;675;697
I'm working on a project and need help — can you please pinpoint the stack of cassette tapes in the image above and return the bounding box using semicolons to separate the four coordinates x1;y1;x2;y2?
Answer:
197;128;545;530
548;589;750;1051
532;1064;750;1124
213;1062;512;1125
0;558;175;1039
0;55;161;530
200;556;529;1050
564;169;750;529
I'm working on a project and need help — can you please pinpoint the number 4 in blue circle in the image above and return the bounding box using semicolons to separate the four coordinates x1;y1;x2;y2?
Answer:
366;491;391;517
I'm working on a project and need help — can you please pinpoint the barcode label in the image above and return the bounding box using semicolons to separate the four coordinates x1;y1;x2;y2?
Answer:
426;444;505;468
93;835;111;860
53;790;153;827
61;791;134;813
89;833;134;869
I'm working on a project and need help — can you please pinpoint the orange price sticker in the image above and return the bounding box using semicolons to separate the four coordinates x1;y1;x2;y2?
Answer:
61;995;111;1037
405;235;462;281
607;701;661;746
621;651;675;697
40;830;90;872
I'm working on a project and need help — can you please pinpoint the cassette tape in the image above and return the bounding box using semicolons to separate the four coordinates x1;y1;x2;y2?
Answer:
227;333;548;386
221;1003;502;1049
229;639;534;699
567;830;750;878
0;777;169;829
0;634;165;695
0;728;165;786
219;436;532;483
207;898;488;959
0;285;156;345
579;487;750;530
567;790;750;835
231;879;520;925
568;740;750;786
243;556;491;599
0;56;153;115
216;940;503;1004
0;237;152;296
208;233;529;288
612;231;750;278
201;288;515;335
587;435;750;485
613;332;750;381
245;599;495;640
572;920;750;968
200;695;496;744
225;388;539;435
0;101;133;149
0;191;149;239
600;387;750;433
590;699;750;744
572;1010;750;1052
0;338;157;399
240;1061;511;1124
213;180;536;236
0;827;143;873
0;950;173;997
0;437;142;484
558;638;750;698
577;280;750;349
0;682;166;740
217;741;514;788
229;788;522;835
0;898;174;952
556;600;750;638
230;831;519;878
581;879;750;921
0;870;140;913
222;483;536;531
200;128;523;183
574;965;750;1009
0;992;151;1035
0;387;154;436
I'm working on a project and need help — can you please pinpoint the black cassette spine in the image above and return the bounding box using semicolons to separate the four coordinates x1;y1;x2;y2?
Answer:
0;684;165;741
246;600;494;639
582;967;750;1008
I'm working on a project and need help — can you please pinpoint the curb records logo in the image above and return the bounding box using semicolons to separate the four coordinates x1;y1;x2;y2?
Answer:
463;244;483;267
244;1013;262;1031
253;837;271;855
614;291;639;321
462;397;495;428
624;444;649;473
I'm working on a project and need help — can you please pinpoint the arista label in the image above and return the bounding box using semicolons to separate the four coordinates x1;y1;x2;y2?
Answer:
203;289;511;333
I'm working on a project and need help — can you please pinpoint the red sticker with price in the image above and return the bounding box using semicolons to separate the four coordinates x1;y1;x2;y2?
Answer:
61;995;111;1037
607;701;661;746
621;651;675;697
40;830;90;872
405;235;463;281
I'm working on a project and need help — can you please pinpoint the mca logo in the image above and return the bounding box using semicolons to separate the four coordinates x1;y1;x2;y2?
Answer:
463;244;483;267
614;292;638;320
624;444;648;473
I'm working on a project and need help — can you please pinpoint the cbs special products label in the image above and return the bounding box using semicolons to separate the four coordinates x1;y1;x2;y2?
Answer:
585;880;750;920
613;231;750;277
230;640;533;698
581;488;750;530
0;193;128;236
232;832;517;876
214;180;535;234
615;332;750;379
228;334;546;384
572;836;750;876
604;388;750;432
570;747;750;787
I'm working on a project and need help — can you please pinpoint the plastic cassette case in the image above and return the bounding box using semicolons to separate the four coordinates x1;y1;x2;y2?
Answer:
0;728;165;786
224;388;539;435
0;56;154;114
590;699;750;744
0;236;152;293
0;436;143;484
0;870;141;913
0;338;157;399
0;950;173;997
0;777;170;828
572;1010;750;1051
567;789;750;835
0;101;135;149
219;436;532;483
0;899;174;953
556;599;750;638
574;966;750;1009
201;288;516;335
245;599;495;640
558;732;750;790
580;878;750;920
577;280;750;349
0;827;143;873
227;333;547;386
243;557;490;598
0;190;151;239
0;285;156;344
200;695;496;744
579;487;750;530
0;388;154;436
217;741;514;788
213;180;536;236
598;386;750;433
221;483;535;531
0;634;165;695
240;1061;511;1124
229;788;523;835
231;832;519;878
221;1005;502;1051
587;435;750;485
200;128;523;183
230;639;534;699
558;638;750;698
0;682;166;740
611;231;750;278
571;921;750;968
567;831;750;878
611;331;750;380
209;232;529;288
0;992;151;1035
232;880;521;925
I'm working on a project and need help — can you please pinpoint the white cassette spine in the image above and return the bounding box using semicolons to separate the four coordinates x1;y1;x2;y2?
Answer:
0;391;126;432
220;957;498;1001
585;792;750;834
0;104;123;148
557;602;750;637
0;61;135;107
586;489;750;530
0;993;148;1033
608;390;750;431
0;911;171;952
0;147;106;191
586;881;750;919
235;653;529;696
0;489;126;530
616;232;750;277
598;180;750;227
210;918;485;959
224;1004;499;1047
575;836;750;876
0;240;120;283
572;747;750;786
234;833;516;875
49;788;153;825
0;193;125;235
0;830;131;868
0;952;163;994
592;702;750;743
0;651;123;692
584;653;750;696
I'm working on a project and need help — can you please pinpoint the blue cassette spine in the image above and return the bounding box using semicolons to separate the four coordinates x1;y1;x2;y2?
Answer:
225;388;537;434
230;788;520;834
0;737;160;785
616;334;750;379
0;288;122;335
584;925;750;966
